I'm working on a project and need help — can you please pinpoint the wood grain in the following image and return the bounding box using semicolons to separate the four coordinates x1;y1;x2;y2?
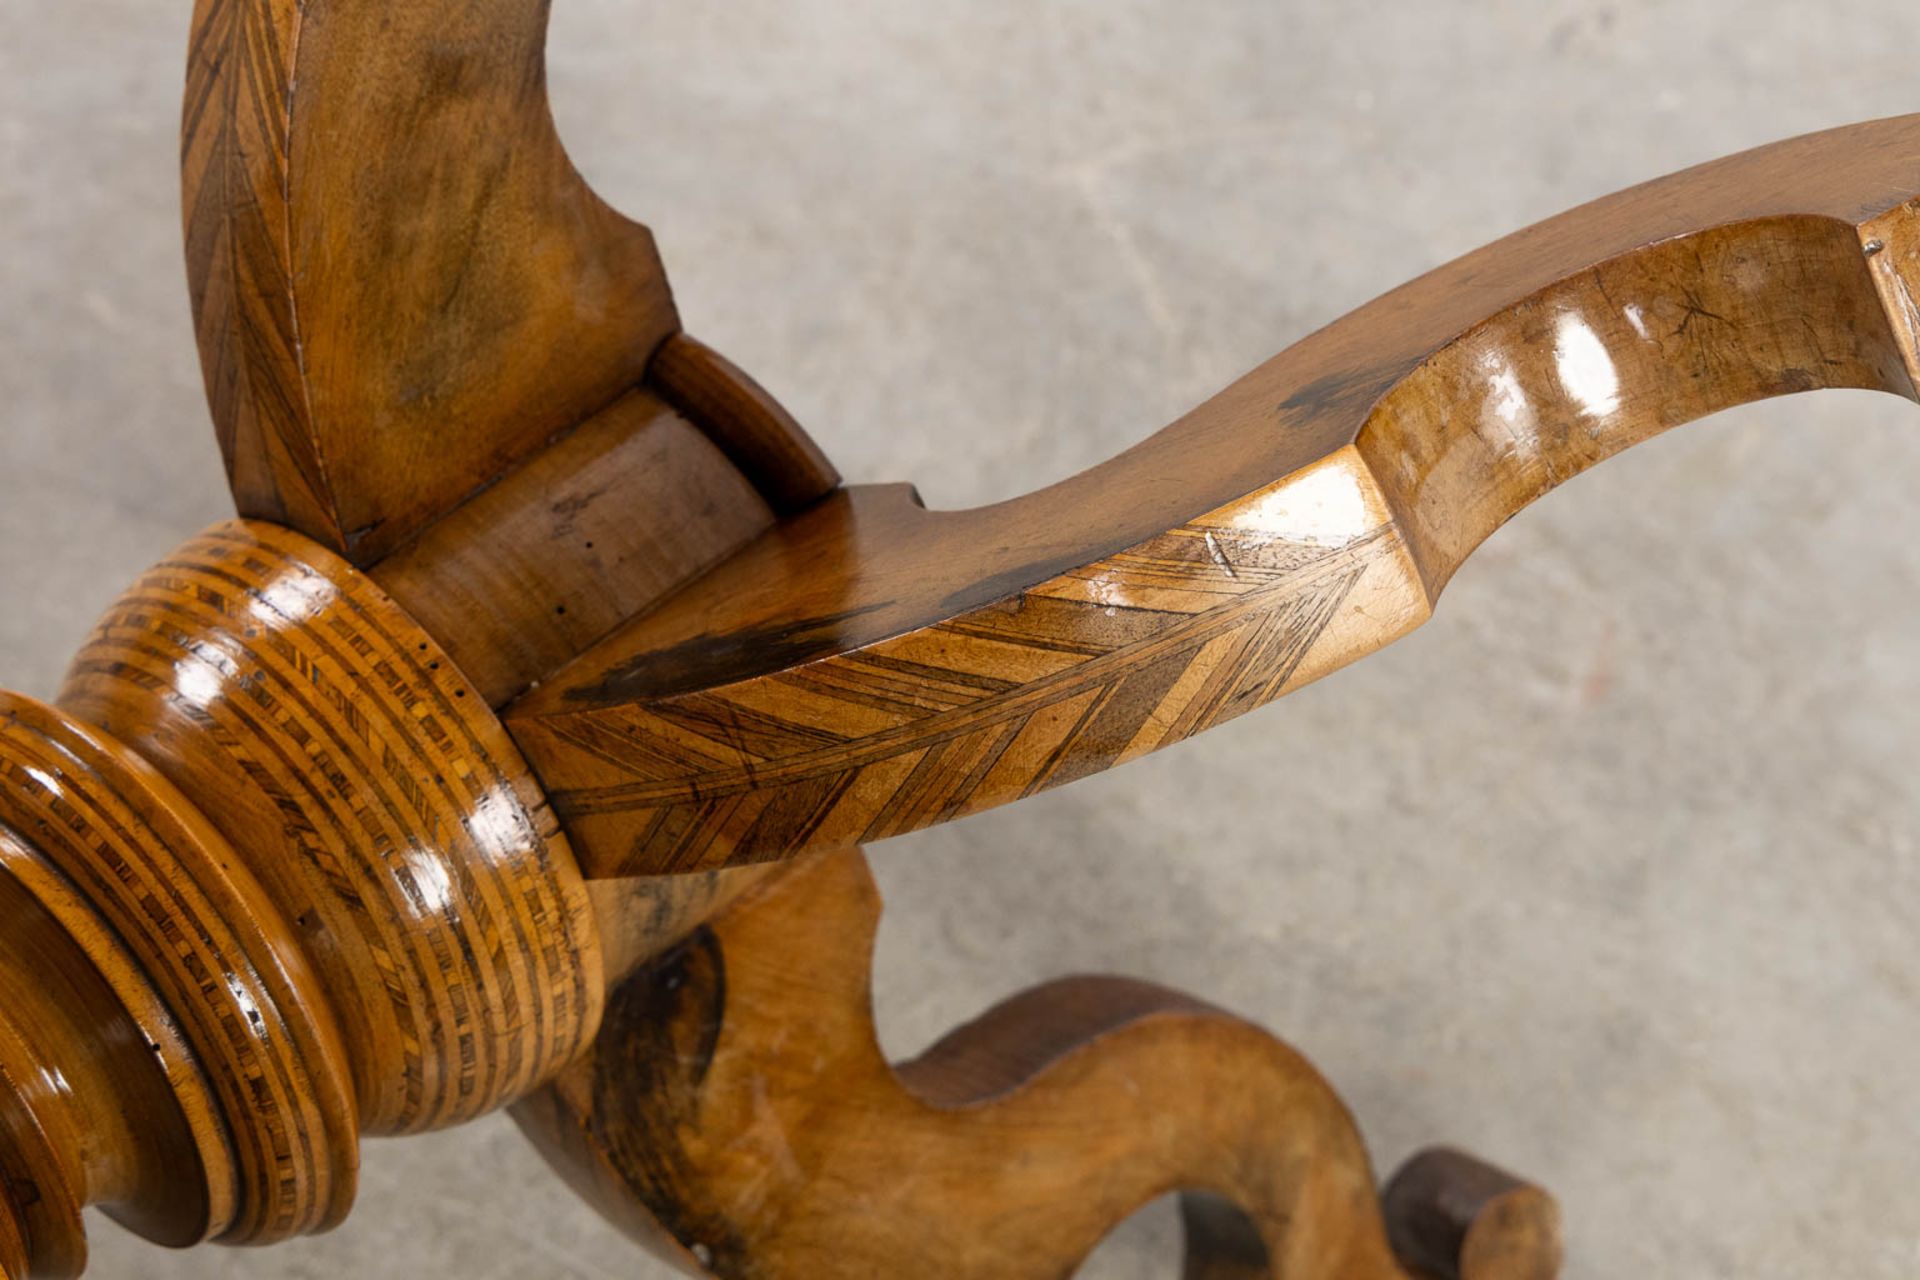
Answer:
0;694;357;1244
0;871;102;1280
370;389;776;709
183;0;679;564
516;464;1420;875
5;4;1908;1269
0;823;224;1266
647;335;841;516
60;521;603;1134
508;114;1920;876
516;848;1560;1280
0;1167;31;1280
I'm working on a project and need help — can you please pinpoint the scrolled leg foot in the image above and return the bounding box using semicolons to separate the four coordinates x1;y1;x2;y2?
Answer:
1381;1149;1562;1280
516;848;1559;1279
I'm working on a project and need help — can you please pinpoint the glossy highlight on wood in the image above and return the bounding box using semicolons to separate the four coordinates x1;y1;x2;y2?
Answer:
515;464;1423;874
60;521;604;1135
0;693;356;1246
507;116;1920;876
5;1;1912;1273
0;514;616;1272
0;822;216;1273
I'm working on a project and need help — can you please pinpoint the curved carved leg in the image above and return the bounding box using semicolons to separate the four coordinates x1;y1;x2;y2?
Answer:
515;850;1559;1278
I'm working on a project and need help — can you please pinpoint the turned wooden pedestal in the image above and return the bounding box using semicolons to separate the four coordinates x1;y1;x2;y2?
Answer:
5;3;1918;1276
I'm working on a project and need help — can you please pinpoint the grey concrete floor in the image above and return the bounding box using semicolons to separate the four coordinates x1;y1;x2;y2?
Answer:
4;1;1919;1276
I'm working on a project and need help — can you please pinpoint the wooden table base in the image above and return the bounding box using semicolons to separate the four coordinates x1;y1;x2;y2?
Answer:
0;519;1557;1276
3;1;1911;1275
519;849;1560;1279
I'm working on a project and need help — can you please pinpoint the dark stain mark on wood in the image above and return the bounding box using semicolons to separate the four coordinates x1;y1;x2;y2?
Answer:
589;928;750;1271
562;604;895;705
1276;354;1423;423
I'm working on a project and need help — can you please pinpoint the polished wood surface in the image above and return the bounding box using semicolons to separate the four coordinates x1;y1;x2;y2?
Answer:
507;117;1920;876
370;389;776;709
515;849;1561;1280
183;0;678;564
0;692;356;1247
4;0;1908;1274
61;522;604;1136
647;334;843;517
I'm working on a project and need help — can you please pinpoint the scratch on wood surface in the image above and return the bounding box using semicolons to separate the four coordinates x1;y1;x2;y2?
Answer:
1204;531;1239;579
